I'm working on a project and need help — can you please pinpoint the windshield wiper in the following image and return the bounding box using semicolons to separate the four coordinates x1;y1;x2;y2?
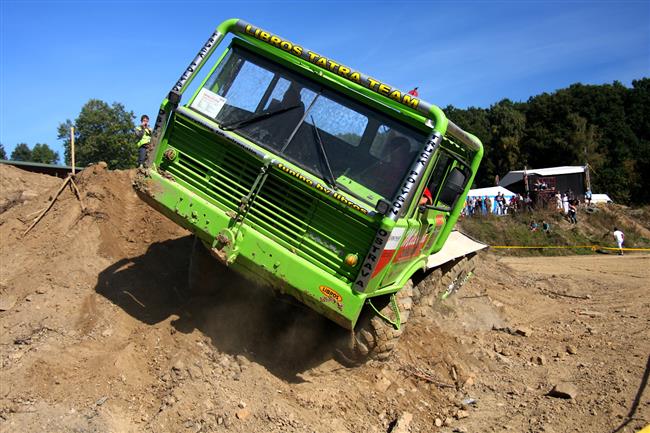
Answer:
220;104;301;131
310;116;337;189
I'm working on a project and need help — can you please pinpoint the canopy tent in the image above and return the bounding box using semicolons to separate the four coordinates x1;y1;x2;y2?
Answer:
466;186;516;213
499;166;586;187
499;166;587;200
591;193;613;204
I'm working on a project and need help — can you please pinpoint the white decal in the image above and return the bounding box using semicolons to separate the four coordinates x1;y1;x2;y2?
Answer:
191;88;227;119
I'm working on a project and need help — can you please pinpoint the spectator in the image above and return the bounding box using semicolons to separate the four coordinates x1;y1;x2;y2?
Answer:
484;196;492;215
555;192;562;210
585;188;592;206
613;227;625;255
524;194;533;212
542;220;550;233
475;196;483;216
529;220;538;231
568;201;578;224
562;193;569;215
135;114;152;167
495;192;504;215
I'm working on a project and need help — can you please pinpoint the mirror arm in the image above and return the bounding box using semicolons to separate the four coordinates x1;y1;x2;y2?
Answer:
420;204;451;213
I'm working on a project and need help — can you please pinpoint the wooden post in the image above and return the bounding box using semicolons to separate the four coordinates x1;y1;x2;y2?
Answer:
70;126;76;176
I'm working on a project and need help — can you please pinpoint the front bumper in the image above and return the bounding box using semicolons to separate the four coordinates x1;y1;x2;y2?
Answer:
134;170;367;329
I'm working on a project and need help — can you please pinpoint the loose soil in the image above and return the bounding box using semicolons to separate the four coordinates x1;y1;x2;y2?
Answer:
0;163;648;433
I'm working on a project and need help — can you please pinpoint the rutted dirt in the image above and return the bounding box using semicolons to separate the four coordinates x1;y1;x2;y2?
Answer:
0;163;648;433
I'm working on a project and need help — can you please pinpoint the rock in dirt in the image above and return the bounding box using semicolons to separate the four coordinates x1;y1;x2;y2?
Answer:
566;345;578;355
172;360;185;372
20;190;39;201
435;418;443;427
455;409;469;419
548;382;578;399
533;355;546;366
235;407;251;420
389;412;413;433
515;326;533;337
0;294;17;311
375;376;392;392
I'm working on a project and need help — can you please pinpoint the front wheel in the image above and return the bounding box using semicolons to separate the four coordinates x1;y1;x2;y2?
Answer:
336;281;414;366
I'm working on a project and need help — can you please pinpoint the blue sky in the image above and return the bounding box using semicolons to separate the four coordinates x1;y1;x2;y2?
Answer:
1;0;649;160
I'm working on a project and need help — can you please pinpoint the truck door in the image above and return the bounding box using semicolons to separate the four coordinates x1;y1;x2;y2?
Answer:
416;151;456;255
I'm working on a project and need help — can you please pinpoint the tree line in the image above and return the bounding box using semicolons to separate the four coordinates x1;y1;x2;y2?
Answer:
2;99;139;169
3;78;648;204
0;142;60;165
446;78;649;204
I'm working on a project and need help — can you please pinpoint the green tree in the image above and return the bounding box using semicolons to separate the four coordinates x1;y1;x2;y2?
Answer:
31;143;60;164
10;143;32;161
57;99;137;168
487;99;525;181
0;144;6;159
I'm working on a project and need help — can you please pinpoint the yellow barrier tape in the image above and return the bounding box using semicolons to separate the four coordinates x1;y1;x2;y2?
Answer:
490;245;650;251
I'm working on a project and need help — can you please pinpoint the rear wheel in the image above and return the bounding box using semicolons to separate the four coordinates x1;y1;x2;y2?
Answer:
187;236;229;296
413;253;477;318
336;280;414;366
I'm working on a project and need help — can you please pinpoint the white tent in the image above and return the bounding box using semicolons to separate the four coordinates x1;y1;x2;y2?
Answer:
591;193;613;204
466;186;516;214
499;166;586;188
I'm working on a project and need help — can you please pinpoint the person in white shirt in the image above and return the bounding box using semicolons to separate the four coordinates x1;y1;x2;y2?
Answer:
562;193;569;215
613;227;625;256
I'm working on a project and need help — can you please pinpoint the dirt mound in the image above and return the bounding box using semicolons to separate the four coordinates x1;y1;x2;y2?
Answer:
0;164;648;433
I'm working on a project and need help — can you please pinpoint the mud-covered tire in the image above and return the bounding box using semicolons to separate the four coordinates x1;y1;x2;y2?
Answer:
336;281;414;366
413;253;477;318
187;236;229;296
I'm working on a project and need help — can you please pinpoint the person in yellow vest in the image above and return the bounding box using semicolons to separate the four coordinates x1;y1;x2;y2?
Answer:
135;114;152;167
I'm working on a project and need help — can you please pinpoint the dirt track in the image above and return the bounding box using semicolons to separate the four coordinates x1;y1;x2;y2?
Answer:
0;163;648;433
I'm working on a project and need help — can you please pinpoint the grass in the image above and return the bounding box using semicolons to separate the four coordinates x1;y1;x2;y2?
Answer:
457;204;650;256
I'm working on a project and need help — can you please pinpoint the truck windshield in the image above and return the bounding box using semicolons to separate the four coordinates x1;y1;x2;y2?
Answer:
190;45;427;203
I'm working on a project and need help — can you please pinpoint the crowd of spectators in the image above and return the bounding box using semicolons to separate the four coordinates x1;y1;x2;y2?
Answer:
462;187;585;226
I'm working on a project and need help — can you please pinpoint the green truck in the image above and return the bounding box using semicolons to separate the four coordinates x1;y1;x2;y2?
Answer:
135;19;485;364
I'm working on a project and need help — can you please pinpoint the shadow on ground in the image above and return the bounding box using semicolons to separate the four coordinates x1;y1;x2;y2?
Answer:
95;235;343;382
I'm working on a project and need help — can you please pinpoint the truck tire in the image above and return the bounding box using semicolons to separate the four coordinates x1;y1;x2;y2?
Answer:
187;236;229;296
413;253;477;318
336;280;414;366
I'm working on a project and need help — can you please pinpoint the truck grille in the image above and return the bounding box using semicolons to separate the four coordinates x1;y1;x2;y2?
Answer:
163;114;375;281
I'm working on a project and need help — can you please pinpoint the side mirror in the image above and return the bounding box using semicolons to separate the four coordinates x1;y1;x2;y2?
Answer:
438;167;466;207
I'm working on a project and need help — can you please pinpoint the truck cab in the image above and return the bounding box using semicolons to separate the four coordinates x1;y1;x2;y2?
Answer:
135;19;483;362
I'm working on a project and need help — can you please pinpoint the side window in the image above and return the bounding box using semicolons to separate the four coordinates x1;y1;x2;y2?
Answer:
369;126;419;161
426;152;453;204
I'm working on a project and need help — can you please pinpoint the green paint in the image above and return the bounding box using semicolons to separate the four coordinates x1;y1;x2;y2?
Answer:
137;19;483;330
